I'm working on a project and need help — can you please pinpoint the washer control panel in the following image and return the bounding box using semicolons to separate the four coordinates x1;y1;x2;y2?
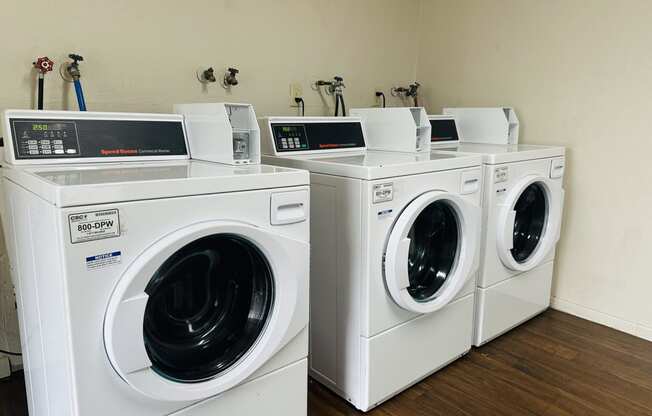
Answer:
12;120;80;157
270;121;365;153
8;116;188;161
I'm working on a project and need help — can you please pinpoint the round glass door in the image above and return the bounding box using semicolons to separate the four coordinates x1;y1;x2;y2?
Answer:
143;234;274;383
384;191;479;314
511;182;547;263
406;201;459;302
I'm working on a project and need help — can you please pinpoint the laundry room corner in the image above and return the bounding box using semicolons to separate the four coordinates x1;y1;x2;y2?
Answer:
415;0;652;342
2;1;652;414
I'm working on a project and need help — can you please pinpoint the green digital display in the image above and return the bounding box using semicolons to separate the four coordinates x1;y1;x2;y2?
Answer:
32;124;48;131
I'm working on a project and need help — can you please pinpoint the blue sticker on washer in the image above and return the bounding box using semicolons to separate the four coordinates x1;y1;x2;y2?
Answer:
86;251;121;270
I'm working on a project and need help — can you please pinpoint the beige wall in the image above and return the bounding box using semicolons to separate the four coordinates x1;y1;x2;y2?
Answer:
417;0;652;340
0;0;421;365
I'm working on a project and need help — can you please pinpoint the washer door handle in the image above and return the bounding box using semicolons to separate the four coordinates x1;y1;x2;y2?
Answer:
553;189;565;243
394;238;412;289
106;293;151;376
504;210;516;250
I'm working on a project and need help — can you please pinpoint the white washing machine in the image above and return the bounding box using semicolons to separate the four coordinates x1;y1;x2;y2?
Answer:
260;116;483;411
1;110;310;415
429;115;566;346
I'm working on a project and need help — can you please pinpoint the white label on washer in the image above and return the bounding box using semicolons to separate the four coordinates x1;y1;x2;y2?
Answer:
69;209;120;244
494;166;509;183
86;251;121;270
373;183;394;203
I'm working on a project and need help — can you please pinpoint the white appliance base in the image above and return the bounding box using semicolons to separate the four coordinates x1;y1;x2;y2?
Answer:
173;359;307;415
474;262;554;346
351;294;473;411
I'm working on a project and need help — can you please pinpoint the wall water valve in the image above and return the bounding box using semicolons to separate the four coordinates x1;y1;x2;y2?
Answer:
33;56;54;110
222;67;240;89
197;67;217;84
391;82;421;107
313;76;347;116
60;53;87;111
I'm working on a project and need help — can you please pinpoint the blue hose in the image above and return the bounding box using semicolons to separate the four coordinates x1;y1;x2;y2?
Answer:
73;79;87;111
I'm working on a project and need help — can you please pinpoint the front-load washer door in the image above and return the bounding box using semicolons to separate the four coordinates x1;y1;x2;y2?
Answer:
496;175;564;272
103;221;308;402
384;191;480;314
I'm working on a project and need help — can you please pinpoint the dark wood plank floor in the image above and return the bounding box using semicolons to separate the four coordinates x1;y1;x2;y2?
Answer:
3;310;652;416
308;310;652;416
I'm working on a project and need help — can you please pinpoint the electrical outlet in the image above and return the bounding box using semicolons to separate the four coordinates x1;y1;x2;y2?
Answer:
289;83;303;107
374;86;385;107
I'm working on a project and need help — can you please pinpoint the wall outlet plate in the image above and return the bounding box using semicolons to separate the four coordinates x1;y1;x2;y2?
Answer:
290;83;303;107
374;86;385;107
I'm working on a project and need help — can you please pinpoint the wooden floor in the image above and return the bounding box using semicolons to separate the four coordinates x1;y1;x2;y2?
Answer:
3;310;652;416
309;310;652;416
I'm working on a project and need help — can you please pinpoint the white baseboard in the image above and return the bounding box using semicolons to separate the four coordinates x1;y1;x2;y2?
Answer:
551;297;652;342
637;325;652;343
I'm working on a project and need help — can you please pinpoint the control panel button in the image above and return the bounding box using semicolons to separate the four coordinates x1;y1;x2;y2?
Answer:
273;124;309;152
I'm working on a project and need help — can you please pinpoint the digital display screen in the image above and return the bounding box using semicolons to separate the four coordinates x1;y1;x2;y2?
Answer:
32;124;48;131
430;119;460;143
271;122;365;152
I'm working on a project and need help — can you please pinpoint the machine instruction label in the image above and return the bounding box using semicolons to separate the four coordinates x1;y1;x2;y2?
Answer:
86;251;121;270
373;183;394;203
69;209;120;244
494;166;509;184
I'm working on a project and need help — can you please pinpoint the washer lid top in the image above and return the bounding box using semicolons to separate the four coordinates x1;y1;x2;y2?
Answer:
432;143;565;164
2;160;308;207
264;150;482;180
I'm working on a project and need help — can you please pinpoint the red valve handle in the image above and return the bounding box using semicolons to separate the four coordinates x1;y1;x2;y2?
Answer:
33;57;54;74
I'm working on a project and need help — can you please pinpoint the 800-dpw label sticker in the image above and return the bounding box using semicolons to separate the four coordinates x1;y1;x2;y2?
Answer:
68;209;120;244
